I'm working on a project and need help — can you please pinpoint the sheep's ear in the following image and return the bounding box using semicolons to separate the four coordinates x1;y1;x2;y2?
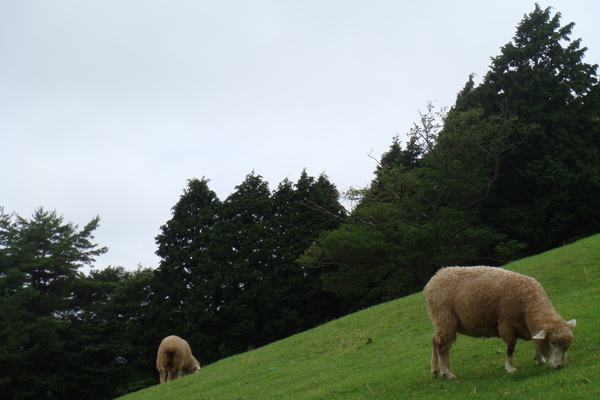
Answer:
567;319;576;329
532;330;546;340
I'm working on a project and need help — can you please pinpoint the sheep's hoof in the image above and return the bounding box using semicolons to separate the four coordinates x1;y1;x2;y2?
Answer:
434;370;455;379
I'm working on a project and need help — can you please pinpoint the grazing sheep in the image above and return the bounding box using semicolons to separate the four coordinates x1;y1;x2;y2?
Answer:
424;266;576;379
156;335;200;383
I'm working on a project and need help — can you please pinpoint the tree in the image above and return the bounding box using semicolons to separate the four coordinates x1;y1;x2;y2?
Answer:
0;207;108;399
457;4;600;252
266;171;345;333
306;105;527;313
152;178;223;360
152;172;345;362
1;208;107;314
58;267;157;399
309;4;600;313
210;173;276;356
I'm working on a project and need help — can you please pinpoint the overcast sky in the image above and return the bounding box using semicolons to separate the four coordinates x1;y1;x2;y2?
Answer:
1;1;599;271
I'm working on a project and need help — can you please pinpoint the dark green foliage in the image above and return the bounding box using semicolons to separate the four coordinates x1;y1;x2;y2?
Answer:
269;173;344;328
0;208;155;399
151;178;222;358
0;207;110;399
57;267;157;399
457;4;600;252
152;172;345;363
207;173;277;356
378;134;422;172
1;208;107;314
307;105;527;313
309;4;599;312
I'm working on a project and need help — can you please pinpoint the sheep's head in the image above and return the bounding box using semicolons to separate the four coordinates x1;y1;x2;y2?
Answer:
533;319;576;369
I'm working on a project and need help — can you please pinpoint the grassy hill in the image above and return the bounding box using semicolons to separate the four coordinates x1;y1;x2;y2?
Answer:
118;235;600;399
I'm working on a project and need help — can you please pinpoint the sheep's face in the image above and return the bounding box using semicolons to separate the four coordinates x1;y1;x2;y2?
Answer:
533;319;576;370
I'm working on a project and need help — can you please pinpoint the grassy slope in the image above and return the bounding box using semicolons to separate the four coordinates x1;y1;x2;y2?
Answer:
119;235;600;399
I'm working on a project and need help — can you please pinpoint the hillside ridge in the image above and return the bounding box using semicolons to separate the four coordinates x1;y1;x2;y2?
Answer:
119;234;600;399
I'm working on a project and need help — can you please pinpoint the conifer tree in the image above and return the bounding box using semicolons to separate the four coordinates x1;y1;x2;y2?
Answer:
307;4;600;311
457;4;600;251
152;172;344;362
0;207;107;399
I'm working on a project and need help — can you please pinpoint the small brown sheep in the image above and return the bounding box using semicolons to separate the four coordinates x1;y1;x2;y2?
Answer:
424;266;576;379
156;335;200;383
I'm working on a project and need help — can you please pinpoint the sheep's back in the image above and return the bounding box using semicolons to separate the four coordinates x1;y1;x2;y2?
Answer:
157;336;192;370
424;266;538;338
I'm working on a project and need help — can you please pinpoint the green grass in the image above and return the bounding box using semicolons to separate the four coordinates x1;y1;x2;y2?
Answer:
118;235;600;399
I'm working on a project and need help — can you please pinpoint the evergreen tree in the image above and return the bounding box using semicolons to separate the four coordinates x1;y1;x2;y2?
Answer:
457;4;600;252
311;4;600;312
307;105;526;313
152;172;344;362
152;178;223;360
0;207;107;399
266;171;344;334
212;173;276;355
61;267;157;399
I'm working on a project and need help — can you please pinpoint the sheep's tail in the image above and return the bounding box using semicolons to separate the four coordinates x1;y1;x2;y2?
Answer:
163;349;177;368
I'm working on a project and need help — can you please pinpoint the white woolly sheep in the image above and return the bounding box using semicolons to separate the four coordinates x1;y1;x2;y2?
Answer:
423;266;576;379
156;335;200;383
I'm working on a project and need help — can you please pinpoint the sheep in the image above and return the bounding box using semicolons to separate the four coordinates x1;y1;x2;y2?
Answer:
423;266;576;379
156;335;201;383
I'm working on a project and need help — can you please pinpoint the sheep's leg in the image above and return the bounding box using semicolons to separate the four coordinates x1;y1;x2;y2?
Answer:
505;340;517;373
431;338;440;375
432;333;456;379
169;369;181;381
499;326;518;373
158;369;167;383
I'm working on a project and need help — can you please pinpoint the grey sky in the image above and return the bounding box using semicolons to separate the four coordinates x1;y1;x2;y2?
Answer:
1;1;599;271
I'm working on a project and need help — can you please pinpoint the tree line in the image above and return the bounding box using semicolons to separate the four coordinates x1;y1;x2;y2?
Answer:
1;5;598;399
0;172;345;399
302;4;599;312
